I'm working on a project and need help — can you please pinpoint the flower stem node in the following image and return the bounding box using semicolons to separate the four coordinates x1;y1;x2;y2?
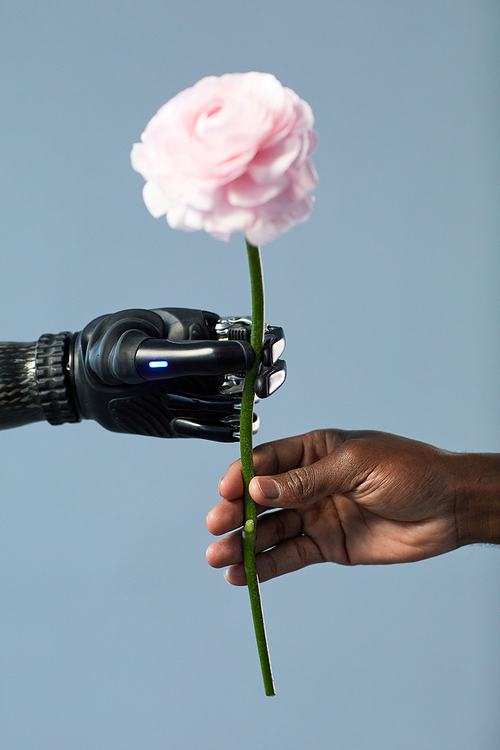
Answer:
244;519;255;534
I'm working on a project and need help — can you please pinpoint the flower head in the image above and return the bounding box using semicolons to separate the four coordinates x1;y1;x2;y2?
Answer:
131;72;318;246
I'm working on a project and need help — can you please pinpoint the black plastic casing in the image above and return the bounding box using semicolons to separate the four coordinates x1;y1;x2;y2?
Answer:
69;309;224;436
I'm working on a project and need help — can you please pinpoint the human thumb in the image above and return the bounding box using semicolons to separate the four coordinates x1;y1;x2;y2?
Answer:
249;455;343;508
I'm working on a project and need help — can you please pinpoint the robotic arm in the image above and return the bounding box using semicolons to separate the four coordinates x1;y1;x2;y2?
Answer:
0;307;286;442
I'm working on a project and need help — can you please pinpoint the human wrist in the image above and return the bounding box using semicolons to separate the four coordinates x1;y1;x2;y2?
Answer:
453;452;500;546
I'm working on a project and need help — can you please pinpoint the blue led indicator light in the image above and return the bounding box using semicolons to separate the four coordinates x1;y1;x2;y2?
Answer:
149;360;169;369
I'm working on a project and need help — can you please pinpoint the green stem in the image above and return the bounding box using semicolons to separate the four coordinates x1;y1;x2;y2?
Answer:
240;239;275;697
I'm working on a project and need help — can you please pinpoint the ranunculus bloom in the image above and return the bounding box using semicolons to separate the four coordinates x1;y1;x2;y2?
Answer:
131;72;318;246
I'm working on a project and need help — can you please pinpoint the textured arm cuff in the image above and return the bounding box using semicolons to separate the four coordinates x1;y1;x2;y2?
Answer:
35;333;80;425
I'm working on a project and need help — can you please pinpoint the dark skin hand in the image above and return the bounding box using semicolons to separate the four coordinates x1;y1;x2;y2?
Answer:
206;429;500;584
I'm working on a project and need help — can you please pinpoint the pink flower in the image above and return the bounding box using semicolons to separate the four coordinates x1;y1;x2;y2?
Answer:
131;72;318;246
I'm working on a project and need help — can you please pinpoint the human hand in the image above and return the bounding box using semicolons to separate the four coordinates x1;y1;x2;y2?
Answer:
206;429;466;582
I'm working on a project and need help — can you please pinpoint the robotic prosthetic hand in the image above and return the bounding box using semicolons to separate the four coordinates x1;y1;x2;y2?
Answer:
70;307;286;441
0;308;286;442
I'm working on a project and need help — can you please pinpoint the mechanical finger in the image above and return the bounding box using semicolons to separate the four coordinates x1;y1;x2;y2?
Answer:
162;392;241;416
115;337;255;384
254;359;287;399
170;412;259;442
262;326;285;366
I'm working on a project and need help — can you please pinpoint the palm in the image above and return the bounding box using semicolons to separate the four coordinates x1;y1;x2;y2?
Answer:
296;491;456;567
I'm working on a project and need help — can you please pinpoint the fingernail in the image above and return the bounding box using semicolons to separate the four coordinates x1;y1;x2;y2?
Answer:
223;569;231;583
255;477;280;500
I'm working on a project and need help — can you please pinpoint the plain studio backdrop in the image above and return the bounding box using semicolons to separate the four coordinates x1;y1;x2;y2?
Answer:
0;2;499;749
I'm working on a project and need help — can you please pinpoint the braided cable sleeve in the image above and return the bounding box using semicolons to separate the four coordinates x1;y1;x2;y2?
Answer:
0;333;82;430
0;341;46;429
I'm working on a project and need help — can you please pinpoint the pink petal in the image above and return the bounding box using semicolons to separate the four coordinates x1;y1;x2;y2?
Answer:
142;181;171;218
225;174;287;208
248;137;302;183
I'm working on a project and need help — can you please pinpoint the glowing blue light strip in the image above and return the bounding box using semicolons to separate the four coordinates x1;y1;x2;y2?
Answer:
149;360;169;369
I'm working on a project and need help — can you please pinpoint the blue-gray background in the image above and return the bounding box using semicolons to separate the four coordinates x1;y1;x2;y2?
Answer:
0;1;499;748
